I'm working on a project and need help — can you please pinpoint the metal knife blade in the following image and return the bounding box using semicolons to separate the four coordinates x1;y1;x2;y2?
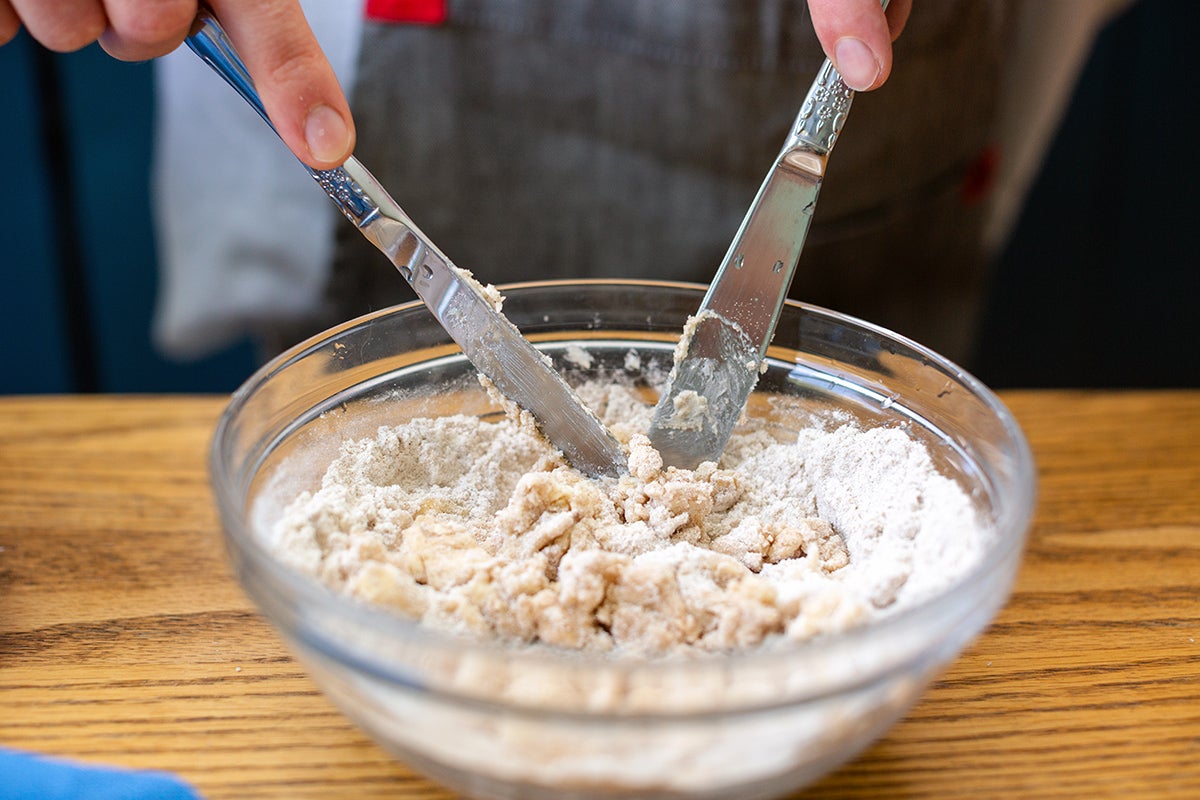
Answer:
338;159;628;478
647;58;860;468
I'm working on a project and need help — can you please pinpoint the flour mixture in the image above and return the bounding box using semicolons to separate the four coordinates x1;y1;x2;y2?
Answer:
269;375;989;657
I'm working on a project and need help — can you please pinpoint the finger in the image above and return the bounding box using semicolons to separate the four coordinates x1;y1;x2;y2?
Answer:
0;0;20;47
807;0;894;91
209;0;355;169
98;0;197;61
8;0;107;52
886;0;913;41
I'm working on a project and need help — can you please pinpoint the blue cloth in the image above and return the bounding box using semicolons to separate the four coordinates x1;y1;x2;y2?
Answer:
0;748;200;800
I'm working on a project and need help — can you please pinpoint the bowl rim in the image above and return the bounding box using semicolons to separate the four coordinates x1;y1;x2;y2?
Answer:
210;279;1037;703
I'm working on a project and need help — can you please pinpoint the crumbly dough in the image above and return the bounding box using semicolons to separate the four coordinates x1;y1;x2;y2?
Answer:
270;381;987;657
664;390;709;431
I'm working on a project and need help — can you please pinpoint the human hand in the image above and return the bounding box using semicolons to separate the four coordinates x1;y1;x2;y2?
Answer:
0;0;355;169
807;0;912;91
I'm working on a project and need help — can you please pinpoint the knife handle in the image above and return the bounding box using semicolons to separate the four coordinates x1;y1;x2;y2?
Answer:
783;0;889;162
785;59;857;160
185;9;380;231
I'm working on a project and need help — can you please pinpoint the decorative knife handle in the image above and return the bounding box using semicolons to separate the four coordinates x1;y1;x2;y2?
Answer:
785;0;889;159
788;60;857;156
185;9;379;229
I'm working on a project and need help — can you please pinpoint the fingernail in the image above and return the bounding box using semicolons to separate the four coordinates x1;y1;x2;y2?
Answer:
305;104;351;164
835;37;880;91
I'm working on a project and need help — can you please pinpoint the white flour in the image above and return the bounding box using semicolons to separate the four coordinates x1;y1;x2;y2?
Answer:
268;379;989;657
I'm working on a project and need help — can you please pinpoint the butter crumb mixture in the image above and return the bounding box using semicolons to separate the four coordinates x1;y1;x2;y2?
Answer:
270;384;985;657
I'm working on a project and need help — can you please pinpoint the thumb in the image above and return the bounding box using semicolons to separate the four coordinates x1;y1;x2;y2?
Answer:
208;0;355;169
807;0;899;91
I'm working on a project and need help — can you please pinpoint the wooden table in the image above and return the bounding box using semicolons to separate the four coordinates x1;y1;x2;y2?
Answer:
1;392;1197;798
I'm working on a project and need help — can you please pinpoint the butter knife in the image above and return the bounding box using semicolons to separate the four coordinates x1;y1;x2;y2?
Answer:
186;10;626;478
647;9;885;468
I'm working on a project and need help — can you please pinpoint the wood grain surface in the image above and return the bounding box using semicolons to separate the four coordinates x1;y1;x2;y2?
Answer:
1;392;1197;799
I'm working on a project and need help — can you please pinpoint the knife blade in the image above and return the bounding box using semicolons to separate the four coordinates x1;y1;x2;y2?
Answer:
647;56;867;469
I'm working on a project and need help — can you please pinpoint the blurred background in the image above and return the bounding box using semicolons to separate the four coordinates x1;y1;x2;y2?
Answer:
1;0;1196;396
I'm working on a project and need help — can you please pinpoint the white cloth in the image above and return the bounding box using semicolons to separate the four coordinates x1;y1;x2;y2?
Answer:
151;1;362;360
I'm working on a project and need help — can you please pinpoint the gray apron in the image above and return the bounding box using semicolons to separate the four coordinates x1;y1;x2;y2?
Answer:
328;0;1016;364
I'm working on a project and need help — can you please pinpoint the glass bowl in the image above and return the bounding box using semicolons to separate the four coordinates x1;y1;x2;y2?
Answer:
210;280;1035;799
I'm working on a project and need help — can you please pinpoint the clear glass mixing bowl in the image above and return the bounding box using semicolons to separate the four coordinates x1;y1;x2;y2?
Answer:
210;280;1036;799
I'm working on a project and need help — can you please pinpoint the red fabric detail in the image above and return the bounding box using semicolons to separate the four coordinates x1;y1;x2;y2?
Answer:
365;0;447;25
960;144;1001;206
